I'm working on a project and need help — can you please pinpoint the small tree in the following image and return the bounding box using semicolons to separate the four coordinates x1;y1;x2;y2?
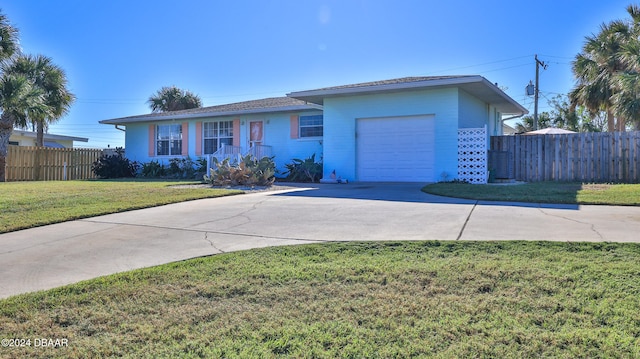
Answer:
92;148;139;179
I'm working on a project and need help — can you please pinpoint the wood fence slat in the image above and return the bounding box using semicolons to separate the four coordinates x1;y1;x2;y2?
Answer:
490;131;640;183
5;146;102;181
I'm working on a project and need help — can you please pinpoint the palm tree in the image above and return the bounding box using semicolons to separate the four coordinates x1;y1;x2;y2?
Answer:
0;10;21;182
147;86;202;112
0;74;51;181
612;5;640;130
0;11;19;61
570;21;625;132
5;54;75;146
571;4;640;132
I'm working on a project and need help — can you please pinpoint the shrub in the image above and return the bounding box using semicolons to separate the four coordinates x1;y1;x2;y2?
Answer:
140;160;166;178
195;157;208;179
167;157;197;179
283;154;323;182
204;155;275;186
92;148;139;179
139;157;206;179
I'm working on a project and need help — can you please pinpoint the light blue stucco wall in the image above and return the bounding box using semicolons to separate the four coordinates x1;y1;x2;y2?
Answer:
457;89;504;136
488;107;503;136
458;89;488;128
122;110;322;176
322;88;460;182
124;122;151;163
240;111;323;175
457;89;502;151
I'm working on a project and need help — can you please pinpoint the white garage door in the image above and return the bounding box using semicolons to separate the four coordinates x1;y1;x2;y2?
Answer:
356;115;435;182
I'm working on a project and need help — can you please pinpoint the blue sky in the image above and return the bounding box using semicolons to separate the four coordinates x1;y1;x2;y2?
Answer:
2;0;634;148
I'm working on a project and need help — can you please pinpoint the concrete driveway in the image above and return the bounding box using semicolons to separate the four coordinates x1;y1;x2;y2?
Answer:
1;182;640;299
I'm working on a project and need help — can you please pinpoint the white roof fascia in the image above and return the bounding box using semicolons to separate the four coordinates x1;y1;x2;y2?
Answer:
99;104;323;125
287;76;483;99
12;130;89;142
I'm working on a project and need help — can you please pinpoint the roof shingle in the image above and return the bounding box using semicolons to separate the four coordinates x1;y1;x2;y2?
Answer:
308;76;473;91
100;97;319;125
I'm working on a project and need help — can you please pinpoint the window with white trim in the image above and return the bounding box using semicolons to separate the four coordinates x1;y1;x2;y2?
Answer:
203;121;234;154
299;115;323;137
156;124;182;156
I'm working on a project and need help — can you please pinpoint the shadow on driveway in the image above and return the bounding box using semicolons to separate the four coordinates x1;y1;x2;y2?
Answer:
273;182;580;210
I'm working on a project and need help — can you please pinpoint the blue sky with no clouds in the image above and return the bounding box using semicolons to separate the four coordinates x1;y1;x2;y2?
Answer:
1;0;634;148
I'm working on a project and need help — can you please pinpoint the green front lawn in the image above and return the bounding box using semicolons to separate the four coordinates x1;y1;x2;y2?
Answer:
422;182;640;205
1;241;639;358
0;180;241;233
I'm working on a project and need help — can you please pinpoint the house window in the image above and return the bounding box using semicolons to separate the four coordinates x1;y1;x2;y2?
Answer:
9;141;19;146
156;124;182;156
299;115;323;137
203;121;234;154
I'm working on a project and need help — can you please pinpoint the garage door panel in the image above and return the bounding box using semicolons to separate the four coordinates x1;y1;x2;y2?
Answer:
356;115;435;182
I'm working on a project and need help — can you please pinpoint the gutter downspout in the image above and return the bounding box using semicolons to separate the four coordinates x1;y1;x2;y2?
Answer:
499;113;526;135
114;125;125;132
501;113;525;122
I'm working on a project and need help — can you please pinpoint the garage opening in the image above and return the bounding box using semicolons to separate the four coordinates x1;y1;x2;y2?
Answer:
356;115;435;182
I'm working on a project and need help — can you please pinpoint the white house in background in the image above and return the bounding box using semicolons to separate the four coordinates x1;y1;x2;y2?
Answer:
9;130;89;148
502;123;517;135
100;76;527;182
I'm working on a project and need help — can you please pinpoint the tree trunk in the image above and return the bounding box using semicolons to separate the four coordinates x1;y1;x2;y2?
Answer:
616;116;626;132
36;121;44;147
607;110;615;132
0;113;16;182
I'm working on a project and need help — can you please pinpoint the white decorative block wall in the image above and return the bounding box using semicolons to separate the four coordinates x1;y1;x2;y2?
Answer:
458;126;488;184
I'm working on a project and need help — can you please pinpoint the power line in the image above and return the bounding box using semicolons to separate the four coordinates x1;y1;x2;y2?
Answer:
69;54;573;104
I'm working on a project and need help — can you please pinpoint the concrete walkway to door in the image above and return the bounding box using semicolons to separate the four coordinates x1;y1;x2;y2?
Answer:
1;182;640;299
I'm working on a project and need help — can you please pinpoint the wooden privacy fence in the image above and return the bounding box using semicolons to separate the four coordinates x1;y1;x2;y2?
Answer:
490;131;640;183
6;146;103;181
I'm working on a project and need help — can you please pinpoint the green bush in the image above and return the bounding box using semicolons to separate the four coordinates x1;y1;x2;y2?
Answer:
283;154;323;182
91;148;139;179
167;157;197;178
139;157;206;179
140;160;166;178
204;155;275;186
195;157;208;179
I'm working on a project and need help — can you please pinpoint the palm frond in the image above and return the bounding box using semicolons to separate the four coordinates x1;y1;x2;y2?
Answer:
147;85;203;112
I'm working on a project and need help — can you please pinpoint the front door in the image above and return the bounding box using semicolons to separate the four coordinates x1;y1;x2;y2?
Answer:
249;120;264;147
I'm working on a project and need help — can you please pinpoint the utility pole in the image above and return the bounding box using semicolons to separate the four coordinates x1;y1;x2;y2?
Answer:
533;54;547;131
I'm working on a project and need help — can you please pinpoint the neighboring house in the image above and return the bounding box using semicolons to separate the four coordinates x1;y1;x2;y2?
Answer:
9;130;89;148
502;123;517;135
100;76;527;182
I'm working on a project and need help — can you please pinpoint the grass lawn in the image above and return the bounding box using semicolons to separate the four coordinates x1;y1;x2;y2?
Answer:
422;182;640;205
1;241;640;358
0;180;241;233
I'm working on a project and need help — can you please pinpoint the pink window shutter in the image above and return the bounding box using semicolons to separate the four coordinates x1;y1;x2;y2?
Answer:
181;122;189;156
290;115;299;139
233;119;240;147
